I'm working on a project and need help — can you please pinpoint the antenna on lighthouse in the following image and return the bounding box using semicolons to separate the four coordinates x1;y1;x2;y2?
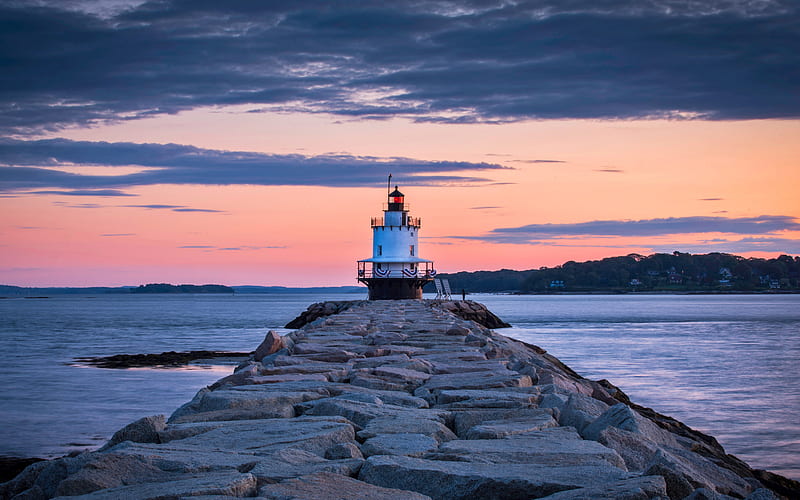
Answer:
387;173;392;196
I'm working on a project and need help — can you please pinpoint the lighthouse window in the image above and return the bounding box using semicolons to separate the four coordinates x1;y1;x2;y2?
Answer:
378;245;382;256
410;245;415;256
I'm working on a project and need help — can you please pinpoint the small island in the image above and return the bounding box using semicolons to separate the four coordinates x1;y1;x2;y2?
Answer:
131;283;234;294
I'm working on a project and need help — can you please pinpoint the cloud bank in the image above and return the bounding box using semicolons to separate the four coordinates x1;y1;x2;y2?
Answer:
454;215;800;244
1;0;798;132
0;138;505;192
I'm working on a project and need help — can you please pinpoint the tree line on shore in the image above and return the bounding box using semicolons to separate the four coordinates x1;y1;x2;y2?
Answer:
428;252;800;293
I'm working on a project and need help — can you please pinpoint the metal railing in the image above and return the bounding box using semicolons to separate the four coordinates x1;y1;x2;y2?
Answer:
357;262;436;279
370;216;422;228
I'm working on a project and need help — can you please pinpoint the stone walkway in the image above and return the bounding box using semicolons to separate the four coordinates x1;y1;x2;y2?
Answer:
1;300;787;499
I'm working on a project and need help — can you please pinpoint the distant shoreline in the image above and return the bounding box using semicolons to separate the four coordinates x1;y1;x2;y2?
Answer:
0;284;365;296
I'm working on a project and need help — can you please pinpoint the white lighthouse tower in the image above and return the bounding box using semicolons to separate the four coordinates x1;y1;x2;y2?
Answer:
357;183;435;299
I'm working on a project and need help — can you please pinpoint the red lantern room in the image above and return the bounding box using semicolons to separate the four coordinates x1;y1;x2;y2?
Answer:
387;187;404;211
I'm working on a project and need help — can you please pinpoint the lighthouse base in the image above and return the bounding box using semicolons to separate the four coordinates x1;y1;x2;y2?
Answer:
359;278;431;300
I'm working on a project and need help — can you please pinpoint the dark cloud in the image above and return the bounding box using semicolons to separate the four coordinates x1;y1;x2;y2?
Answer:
1;1;797;133
28;189;136;197
700;197;723;201
470;206;501;210
651;237;800;254
452;215;800;244
172;208;224;213
53;202;104;209
180;244;285;251
122;204;224;213
510;159;567;164
0;138;505;192
594;168;625;173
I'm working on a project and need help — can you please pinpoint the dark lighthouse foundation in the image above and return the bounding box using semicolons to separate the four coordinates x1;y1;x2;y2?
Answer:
359;277;431;300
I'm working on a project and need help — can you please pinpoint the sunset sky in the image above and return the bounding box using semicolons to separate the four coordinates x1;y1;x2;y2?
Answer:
1;0;798;286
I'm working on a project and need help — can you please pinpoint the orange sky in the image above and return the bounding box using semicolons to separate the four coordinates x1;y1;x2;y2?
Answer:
2;109;798;287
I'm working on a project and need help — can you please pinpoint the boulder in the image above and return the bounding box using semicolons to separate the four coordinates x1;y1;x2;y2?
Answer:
254;330;285;361
357;416;457;444
536;475;668;499
301;397;448;430
450;408;552;437
52;454;171;497
597;426;660;472
464;414;558;439
435;389;538;407
99;414;166;450
421;371;532;393
582;403;678;448
557;393;610;434
50;471;257;499
431;428;626;469
359;455;632;499
168;387;328;423
325;442;364;460
247;448;364;484
362;433;440;458
645;448;753;499
258;471;432;500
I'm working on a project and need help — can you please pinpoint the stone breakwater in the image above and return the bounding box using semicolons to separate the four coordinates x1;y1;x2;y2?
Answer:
2;300;796;499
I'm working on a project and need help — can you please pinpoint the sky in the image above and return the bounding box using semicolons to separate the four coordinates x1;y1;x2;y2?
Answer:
1;0;798;287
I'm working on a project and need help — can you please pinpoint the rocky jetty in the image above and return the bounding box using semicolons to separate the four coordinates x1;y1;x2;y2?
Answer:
285;300;510;330
2;300;795;499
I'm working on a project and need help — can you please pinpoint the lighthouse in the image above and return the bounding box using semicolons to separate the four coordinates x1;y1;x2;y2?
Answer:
357;183;435;300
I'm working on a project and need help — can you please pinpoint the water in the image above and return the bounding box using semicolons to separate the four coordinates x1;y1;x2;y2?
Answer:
0;293;797;480
475;293;800;480
0;292;360;459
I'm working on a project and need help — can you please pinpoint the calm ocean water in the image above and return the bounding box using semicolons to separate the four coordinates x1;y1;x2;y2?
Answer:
0;292;797;480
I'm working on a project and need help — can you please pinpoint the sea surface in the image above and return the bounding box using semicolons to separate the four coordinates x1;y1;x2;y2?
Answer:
0;292;797;480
